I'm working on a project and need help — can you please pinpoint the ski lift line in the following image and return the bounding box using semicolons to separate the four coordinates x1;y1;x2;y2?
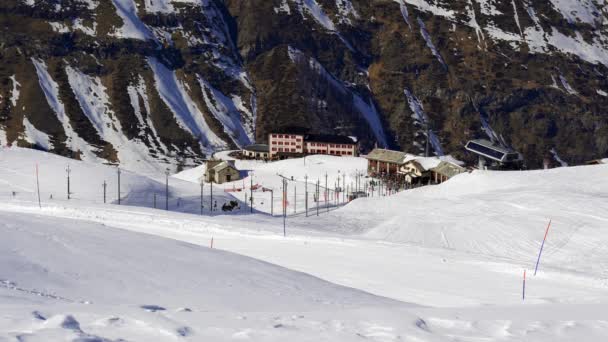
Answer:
276;173;343;192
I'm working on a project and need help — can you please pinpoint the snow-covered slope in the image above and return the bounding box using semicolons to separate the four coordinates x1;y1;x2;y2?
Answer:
0;212;408;341
2;148;608;340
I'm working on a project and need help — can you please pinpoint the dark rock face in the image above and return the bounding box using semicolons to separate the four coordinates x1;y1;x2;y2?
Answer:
1;0;607;171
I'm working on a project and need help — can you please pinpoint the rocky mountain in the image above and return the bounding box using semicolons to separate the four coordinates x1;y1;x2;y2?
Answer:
1;0;607;172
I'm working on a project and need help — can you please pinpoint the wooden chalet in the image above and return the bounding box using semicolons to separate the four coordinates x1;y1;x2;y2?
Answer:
365;149;407;176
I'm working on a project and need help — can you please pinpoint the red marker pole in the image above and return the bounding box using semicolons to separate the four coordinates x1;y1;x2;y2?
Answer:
534;219;552;276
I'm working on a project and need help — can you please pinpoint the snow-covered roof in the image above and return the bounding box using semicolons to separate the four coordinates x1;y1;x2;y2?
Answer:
212;161;238;172
405;156;442;171
433;161;466;178
365;149;407;163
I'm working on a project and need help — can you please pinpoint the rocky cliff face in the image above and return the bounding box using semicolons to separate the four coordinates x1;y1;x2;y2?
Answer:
1;0;607;172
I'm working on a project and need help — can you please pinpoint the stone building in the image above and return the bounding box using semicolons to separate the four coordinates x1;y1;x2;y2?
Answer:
205;160;241;184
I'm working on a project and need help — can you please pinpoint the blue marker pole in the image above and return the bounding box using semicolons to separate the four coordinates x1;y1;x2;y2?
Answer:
534;220;552;276
522;270;526;301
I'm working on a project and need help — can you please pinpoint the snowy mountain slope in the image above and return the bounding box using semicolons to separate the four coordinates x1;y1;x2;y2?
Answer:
2;0;608;172
3;149;608;340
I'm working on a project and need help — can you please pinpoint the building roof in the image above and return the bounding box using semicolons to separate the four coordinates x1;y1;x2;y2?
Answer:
406;157;442;171
365;149;407;164
243;144;269;153
304;134;356;145
432;161;466;178
211;161;238;173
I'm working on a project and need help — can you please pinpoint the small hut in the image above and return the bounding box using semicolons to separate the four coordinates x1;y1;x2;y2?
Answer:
242;144;270;160
205;160;241;184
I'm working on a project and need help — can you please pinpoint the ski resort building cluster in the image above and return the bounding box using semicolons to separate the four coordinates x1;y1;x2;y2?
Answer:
365;148;466;185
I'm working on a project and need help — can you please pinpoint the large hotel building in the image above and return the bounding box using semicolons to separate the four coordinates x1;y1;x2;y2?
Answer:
268;133;358;159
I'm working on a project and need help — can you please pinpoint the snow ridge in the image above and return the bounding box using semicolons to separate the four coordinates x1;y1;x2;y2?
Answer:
512;0;523;37
147;57;227;153
196;75;253;148
393;0;455;19
110;0;156;40
335;0;359;25
66;64;166;173
392;0;608;67
9;75;20;107
398;1;412;29
126;75;168;154
417;17;448;70
293;0;336;31
31;59;99;161
288;1;355;51
559;74;578;95
549;0;600;25
467;0;485;45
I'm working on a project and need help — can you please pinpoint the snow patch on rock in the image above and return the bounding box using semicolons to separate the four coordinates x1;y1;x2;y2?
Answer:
404;89;444;156
293;0;336;31
31;59;99;161
111;0;156;40
147;57;227;153
417;17;448;70
22;117;52;151
9;75;20;107
275;0;291;14
196;75;253;148
393;0;455;20
335;0;359;25
127;75;168;154
549;0;600;25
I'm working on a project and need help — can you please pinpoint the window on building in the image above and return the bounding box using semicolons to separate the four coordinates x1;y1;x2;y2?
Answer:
291;148;296;152
272;134;277;138
272;147;277;151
